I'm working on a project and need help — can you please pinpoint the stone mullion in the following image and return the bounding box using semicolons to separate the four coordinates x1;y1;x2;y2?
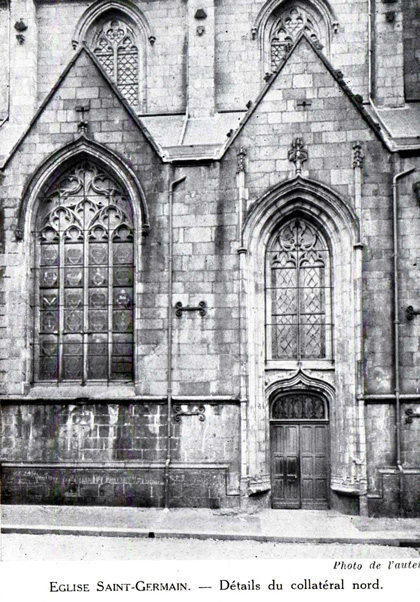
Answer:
296;226;302;362
58;208;65;383
82;186;89;384
113;43;119;87
33;228;41;384
107;190;113;383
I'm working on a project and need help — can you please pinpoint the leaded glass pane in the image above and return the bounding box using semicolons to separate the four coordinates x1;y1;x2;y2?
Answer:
114;266;134;287
267;218;330;361
40;290;59;310
40;267;59;288
41;244;59;266
271;393;326;420
89;243;108;265
39;350;59;380
63;355;83;380
65;267;83;288
64;244;83;266
41;310;59;333
65;289;83;309
35;160;135;383
113;241;133;264
113;310;133;333
89;266;108;287
64;310;83;333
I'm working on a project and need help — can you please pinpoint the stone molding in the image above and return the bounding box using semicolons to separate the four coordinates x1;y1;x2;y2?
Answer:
242;175;363;488
253;0;337;36
72;0;154;49
265;367;336;408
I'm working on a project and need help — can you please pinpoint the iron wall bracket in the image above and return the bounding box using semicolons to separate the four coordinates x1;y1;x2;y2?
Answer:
173;405;206;422
175;301;206;317
405;408;420;424
406;306;420;320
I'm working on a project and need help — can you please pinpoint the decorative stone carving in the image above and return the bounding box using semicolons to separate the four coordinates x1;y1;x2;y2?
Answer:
288;137;308;175
352;142;365;169
237;147;247;173
76;104;90;136
194;9;207;20
14;18;27;43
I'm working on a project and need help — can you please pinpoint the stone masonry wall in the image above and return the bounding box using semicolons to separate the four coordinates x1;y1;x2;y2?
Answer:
218;36;420;514
0;48;242;399
373;0;405;106
35;1;374;115
0;2;8;122
1;401;240;506
215;0;370;111
8;1;413;116
36;0;187;113
403;0;420;101
1;1;420;516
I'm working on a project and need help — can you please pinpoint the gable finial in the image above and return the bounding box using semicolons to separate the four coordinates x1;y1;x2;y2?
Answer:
288;137;308;175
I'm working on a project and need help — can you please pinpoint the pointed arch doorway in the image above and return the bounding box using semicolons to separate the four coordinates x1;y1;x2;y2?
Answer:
270;391;330;509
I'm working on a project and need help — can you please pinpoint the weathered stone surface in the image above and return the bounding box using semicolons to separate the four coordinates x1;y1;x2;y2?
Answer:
0;0;419;516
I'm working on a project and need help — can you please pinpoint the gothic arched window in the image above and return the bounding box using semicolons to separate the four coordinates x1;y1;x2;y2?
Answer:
91;18;139;107
34;160;135;383
270;5;322;71
266;218;332;360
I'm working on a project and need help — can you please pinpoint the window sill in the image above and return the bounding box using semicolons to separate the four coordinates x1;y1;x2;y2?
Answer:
23;382;137;401
265;360;335;371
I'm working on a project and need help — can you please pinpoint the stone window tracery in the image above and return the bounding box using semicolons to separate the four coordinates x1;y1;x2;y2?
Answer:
270;6;322;70
92;18;139;107
34;160;135;383
266;218;331;360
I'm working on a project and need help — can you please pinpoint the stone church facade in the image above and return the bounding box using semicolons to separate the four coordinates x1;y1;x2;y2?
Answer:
0;0;419;517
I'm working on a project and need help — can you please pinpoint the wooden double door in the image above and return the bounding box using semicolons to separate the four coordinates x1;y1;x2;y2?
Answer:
270;422;329;509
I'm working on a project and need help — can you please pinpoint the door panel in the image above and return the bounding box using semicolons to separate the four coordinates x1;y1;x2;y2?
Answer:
271;424;300;508
271;422;329;509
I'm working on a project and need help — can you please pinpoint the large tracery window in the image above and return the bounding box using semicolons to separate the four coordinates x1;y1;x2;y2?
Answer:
266;218;332;361
34;160;135;384
92;18;139;107
270;5;322;71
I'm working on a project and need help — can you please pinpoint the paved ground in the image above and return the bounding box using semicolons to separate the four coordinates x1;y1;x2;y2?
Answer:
3;534;420;561
3;506;420;547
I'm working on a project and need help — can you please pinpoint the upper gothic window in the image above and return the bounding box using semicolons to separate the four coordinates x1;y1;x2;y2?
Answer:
91;18;139;107
34;160;135;384
266;218;332;361
269;5;322;71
